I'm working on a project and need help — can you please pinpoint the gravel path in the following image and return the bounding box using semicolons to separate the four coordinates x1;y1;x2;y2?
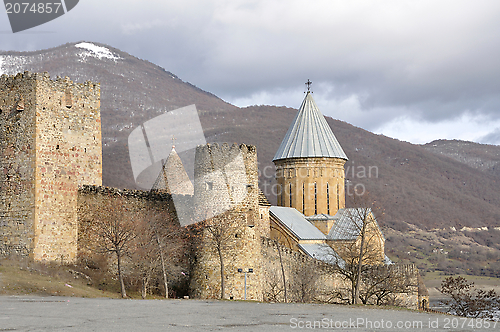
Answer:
0;295;498;331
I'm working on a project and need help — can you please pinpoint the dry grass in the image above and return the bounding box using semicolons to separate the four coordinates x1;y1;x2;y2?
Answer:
0;256;120;298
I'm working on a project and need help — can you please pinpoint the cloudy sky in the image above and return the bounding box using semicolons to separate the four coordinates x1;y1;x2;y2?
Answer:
1;0;500;145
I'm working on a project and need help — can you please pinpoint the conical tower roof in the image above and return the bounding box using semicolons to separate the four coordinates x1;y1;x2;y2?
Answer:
152;146;194;195
273;92;348;162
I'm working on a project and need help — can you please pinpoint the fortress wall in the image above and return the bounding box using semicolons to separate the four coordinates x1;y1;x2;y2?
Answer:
388;264;420;310
77;185;178;260
261;237;345;303
0;73;37;257
194;143;259;222
189;218;263;301
261;238;420;306
257;204;270;239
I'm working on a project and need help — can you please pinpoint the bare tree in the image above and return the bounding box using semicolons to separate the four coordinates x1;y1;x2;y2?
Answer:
330;193;385;304
358;265;416;305
291;262;319;303
151;211;186;298
93;196;137;298
269;225;290;303
202;210;242;299
264;269;285;303
440;276;500;319
132;208;186;299
132;223;159;299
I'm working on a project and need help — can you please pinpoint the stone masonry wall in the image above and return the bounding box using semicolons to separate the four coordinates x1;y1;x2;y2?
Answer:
77;185;178;260
0;71;102;261
34;74;101;262
0;72;37;257
261;238;420;307
391;264;420;310
190;217;263;300
190;143;267;301
261;237;346;303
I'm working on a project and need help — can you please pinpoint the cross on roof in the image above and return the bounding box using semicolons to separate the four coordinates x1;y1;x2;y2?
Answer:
305;79;312;92
172;136;176;148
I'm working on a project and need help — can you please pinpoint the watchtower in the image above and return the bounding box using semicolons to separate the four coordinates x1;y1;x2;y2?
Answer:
190;143;265;300
0;72;102;262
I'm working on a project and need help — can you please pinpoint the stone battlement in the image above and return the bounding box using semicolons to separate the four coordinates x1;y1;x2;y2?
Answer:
1;71;99;93
80;185;174;202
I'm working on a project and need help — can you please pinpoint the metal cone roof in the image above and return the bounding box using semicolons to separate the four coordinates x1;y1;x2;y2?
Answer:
273;92;348;161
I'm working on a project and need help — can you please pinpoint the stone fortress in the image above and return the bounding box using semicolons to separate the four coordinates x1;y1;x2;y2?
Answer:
0;72;427;308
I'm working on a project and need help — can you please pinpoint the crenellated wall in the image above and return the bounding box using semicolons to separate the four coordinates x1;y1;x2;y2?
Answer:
261;237;421;306
77;185;178;259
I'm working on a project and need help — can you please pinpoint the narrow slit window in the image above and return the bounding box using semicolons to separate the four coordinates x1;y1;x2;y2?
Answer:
302;183;305;214
289;183;292;208
247;209;254;227
327;183;330;215
337;184;340;211
280;184;283;206
314;182;317;215
65;89;72;108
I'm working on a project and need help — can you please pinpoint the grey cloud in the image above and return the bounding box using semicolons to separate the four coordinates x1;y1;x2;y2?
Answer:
480;129;500;145
2;0;500;144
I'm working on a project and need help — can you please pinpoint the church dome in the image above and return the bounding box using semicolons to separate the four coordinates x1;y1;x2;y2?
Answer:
273;91;348;162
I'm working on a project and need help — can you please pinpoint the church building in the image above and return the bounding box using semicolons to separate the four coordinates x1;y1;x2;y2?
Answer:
269;85;389;267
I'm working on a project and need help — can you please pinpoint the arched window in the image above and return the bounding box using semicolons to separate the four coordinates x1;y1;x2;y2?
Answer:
314;182;317;215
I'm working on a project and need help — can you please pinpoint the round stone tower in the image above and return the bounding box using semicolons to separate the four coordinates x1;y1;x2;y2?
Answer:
190;143;265;301
273;90;348;225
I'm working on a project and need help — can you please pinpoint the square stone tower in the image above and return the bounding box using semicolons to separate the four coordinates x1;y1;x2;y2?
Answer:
0;72;102;262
